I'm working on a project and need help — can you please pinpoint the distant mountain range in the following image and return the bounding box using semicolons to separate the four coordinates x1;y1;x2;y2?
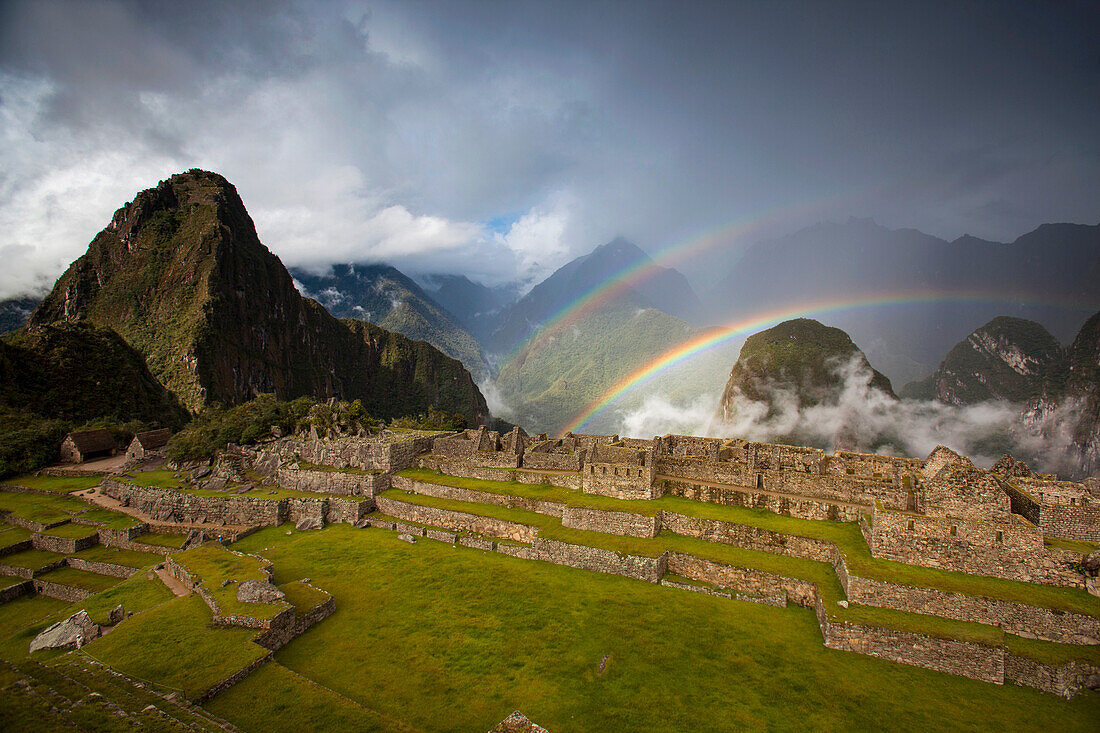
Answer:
0;297;36;334
291;264;492;383
700;218;1100;385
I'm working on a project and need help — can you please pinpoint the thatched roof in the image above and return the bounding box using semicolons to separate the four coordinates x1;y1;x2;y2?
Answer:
132;428;171;450
65;429;115;453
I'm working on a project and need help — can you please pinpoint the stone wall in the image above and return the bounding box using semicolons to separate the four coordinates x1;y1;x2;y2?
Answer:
0;538;32;558
33;578;95;602
869;507;1082;587
845;575;1100;645
921;465;1012;522
419;456;517;483
255;592;336;651
531;539;668;582
66;557;140;579
375;496;538;543
194;654;273;704
561;507;660;538
472;451;521;469
663;479;861;522
103;480;283;527
522;447;585;472
276;468;389;497
392;476;564;517
31;531;99;555
666;552;817;607
515;469;583;490
661;512;839;562
1004;653;1100;699
1002;481;1042;525
0;579;32;602
275;433;439;473
582;461;658;500
285;498;325;527
815;597;1006;685
1041;503;1100;543
325;497;374;525
0;557;67;579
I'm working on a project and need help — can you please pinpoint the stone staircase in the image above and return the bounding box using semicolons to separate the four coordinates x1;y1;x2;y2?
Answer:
1;654;239;732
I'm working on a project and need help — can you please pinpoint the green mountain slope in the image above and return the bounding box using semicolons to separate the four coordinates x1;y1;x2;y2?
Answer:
717;318;896;430
900;316;1064;403
29;170;489;425
493;304;732;435
292;264;491;383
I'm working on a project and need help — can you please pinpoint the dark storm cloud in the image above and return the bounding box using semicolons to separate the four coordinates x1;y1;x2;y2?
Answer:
0;0;1097;298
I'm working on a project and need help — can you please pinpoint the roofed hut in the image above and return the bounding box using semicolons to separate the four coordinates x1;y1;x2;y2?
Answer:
126;428;172;461
59;429;116;464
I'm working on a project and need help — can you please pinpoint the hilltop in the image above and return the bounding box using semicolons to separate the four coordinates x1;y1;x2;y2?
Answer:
28;170;489;424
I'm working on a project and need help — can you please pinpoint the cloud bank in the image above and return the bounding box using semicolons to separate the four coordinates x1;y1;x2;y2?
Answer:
615;355;1087;477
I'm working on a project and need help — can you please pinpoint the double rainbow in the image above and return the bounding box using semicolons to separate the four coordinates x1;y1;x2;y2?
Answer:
559;290;1084;435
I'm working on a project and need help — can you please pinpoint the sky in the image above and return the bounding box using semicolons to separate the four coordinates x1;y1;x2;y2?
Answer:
1;0;1098;300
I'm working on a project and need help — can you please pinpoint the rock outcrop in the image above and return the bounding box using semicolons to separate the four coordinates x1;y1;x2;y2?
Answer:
236;580;286;604
29;610;100;653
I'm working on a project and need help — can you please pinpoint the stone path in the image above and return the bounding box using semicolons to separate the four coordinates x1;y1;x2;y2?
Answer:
153;568;191;597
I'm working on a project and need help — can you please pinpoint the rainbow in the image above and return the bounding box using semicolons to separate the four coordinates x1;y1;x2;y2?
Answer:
559;290;1086;434
503;206;823;362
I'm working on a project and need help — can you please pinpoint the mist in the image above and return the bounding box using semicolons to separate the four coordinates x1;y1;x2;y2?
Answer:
614;355;1087;477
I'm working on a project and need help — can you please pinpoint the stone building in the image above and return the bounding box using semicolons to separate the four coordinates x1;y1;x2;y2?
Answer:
59;429;116;463
125;428;172;461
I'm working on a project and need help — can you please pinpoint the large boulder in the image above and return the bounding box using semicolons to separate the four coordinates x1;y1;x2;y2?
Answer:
29;610;100;653
295;516;322;531
236;579;286;604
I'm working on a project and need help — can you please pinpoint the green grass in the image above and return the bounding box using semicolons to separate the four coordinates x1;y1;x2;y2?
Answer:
72;508;144;529
0;548;65;571
0;490;88;525
71;544;163;568
1;474;103;494
399;469;1100;616
172;544;287;620
134;531;188;549
373;490;1077;648
1045;536;1100;555
0;575;25;591
227;524;1100;732
120;469;347;501
0;596;69;642
205;660;409;732
37;566;123;593
279;581;329;614
113;469;182;490
83;594;269;700
38;522;99;540
0;525;31;549
1005;633;1100;667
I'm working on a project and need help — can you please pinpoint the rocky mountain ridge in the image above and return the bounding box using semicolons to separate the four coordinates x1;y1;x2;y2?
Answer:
29;170;489;425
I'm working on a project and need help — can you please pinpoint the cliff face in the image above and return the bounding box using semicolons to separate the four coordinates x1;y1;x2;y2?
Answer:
31;170;488;424
900;317;1064;404
718;318;896;422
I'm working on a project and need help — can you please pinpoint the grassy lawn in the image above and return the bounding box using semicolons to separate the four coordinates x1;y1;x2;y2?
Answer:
71;544;163;568
1045;536;1100;555
0;575;26;591
228;524;1100;732
72;508;144;529
0;525;31;549
172;544;288;620
1;474;103;494
37;566;124;593
205;661;408;733
0;596;69;643
279;581;330;614
0;490;88;525
399;469;1100;616
83;594;269;700
135;531;188;549
0;548;65;570
119;469;346;501
39;522;100;540
114;469;183;489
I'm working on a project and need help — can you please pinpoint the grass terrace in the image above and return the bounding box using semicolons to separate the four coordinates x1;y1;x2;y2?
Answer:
171;544;288;620
0;526;31;550
0;474;103;494
398;469;1100;616
0;491;88;526
71;545;164;568
0;548;65;572
0;575;25;591
83;594;269;700
1045;537;1100;555
279;581;330;615
39;522;100;541
36;566;123;594
134;531;189;549
71;508;144;530
225;523;1100;732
